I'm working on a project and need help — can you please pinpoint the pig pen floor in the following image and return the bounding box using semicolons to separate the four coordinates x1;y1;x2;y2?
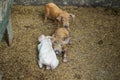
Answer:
0;5;120;80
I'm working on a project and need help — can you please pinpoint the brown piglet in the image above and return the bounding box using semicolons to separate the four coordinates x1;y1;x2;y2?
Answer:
52;28;70;62
44;3;75;28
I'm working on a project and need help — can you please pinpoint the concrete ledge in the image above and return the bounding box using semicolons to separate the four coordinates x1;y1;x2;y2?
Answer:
13;0;120;8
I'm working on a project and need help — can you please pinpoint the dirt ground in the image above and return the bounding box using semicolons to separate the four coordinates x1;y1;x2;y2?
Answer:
0;5;120;80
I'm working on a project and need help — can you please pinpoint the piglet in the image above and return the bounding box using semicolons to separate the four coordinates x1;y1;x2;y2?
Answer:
52;28;70;62
38;35;59;70
44;3;75;28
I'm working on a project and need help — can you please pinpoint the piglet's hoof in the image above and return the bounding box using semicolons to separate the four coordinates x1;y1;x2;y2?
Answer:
46;66;51;70
63;59;67;62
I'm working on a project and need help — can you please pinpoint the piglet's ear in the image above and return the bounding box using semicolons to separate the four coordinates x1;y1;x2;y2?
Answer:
62;37;71;44
38;35;45;42
51;34;55;42
46;36;52;39
56;15;62;22
51;37;56;43
69;13;75;21
70;14;75;19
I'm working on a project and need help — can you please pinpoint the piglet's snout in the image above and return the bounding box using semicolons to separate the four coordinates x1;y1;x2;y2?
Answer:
55;50;60;54
64;25;68;28
63;23;69;28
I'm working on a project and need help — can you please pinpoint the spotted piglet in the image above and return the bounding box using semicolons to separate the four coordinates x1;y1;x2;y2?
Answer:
52;28;70;62
38;35;59;70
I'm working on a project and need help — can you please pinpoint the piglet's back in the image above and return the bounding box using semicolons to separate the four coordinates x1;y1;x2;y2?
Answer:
45;3;63;18
39;38;57;61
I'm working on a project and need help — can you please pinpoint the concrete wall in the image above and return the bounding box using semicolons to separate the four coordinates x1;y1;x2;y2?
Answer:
13;0;120;8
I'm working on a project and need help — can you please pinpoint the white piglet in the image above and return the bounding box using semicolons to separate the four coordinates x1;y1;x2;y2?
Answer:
38;35;59;70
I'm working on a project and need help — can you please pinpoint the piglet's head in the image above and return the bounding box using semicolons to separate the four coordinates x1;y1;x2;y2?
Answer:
38;35;45;42
56;12;75;28
52;40;63;54
62;37;71;45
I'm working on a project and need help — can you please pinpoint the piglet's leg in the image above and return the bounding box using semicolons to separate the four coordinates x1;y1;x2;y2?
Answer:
44;8;49;23
46;66;51;70
38;61;43;68
55;20;60;27
63;53;67;62
62;50;67;62
44;15;47;23
62;45;67;62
